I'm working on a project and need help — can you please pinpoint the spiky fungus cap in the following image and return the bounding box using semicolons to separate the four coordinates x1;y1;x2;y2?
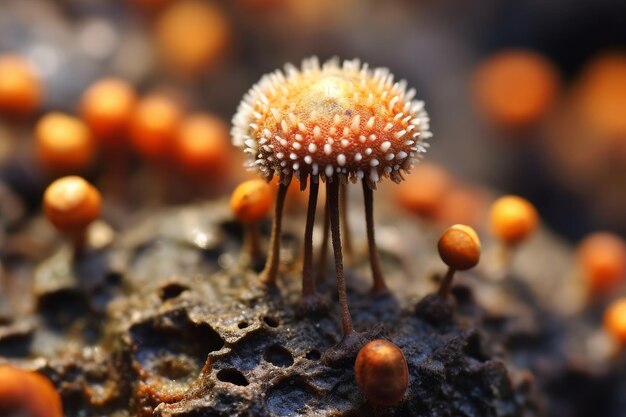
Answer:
232;57;431;188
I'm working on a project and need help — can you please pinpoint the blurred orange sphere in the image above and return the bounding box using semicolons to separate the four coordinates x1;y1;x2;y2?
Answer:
130;94;183;161
174;114;231;176
35;113;95;174
44;176;101;234
574;51;626;138
230;179;273;224
154;0;230;76
489;195;539;245
0;366;63;417
578;232;626;295
472;50;559;128
0;55;42;116
394;162;452;219
80;78;137;145
437;185;490;229
604;298;626;345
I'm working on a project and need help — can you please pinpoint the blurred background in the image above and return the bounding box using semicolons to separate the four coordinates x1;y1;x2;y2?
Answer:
1;0;626;242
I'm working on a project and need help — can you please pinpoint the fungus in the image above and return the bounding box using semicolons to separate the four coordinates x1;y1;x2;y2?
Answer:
354;339;408;407
578;232;626;295
154;0;230;77
80;78;137;145
230;179;273;264
43;176;102;258
35;112;95;175
232;57;430;339
604;297;626;345
130;94;183;162
0;366;63;417
0;54;41;117
472;49;559;128
394;162;452;219
487;195;538;277
174;114;231;178
489;195;538;246
437;224;481;299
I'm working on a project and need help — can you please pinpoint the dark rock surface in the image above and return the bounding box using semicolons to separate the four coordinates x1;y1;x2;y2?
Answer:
0;198;600;416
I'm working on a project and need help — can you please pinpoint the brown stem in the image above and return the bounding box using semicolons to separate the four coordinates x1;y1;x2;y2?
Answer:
316;195;330;284
438;267;456;299
259;176;291;285
362;180;387;293
244;222;262;262
302;179;319;298
339;182;353;260
72;229;87;260
327;178;353;337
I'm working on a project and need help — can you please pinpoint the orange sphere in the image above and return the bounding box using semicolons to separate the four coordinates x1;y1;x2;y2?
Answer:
130;94;182;161
438;224;481;271
0;55;41;116
489;195;539;245
35;112;95;174
80;78;137;144
574;51;626;138
154;0;230;76
43;176;101;233
578;232;626;294
394;162;452;218
604;298;626;345
354;339;409;407
0;366;63;417
472;50;559;128
230;179;273;224
174;114;231;176
437;185;489;228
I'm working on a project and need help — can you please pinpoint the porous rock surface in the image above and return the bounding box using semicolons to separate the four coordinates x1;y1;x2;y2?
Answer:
0;198;562;416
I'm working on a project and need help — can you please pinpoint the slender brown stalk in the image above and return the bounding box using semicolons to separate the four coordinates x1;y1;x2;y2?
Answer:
316;196;330;284
362;180;387;293
437;267;456;299
327;178;353;336
302;179;319;298
72;230;87;260
339;182;353;260
244;222;262;262
260;176;291;285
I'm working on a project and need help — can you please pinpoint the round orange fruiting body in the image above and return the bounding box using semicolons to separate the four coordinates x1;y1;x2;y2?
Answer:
174;114;231;176
130;94;183;161
438;224;481;271
80;78;137;144
472;50;559;128
604;298;626;345
354;339;409;407
394;162;452;218
0;54;41;116
232;57;431;188
35;112;95;173
154;0;230;76
489;195;539;245
44;176;101;233
578;232;626;294
230;179;273;224
574;52;626;138
0;366;63;417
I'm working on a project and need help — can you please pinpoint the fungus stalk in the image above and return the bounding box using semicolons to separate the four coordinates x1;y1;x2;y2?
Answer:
302;178;320;302
363;180;387;293
260;176;291;285
340;183;353;260
327;178;354;337
316;197;330;284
